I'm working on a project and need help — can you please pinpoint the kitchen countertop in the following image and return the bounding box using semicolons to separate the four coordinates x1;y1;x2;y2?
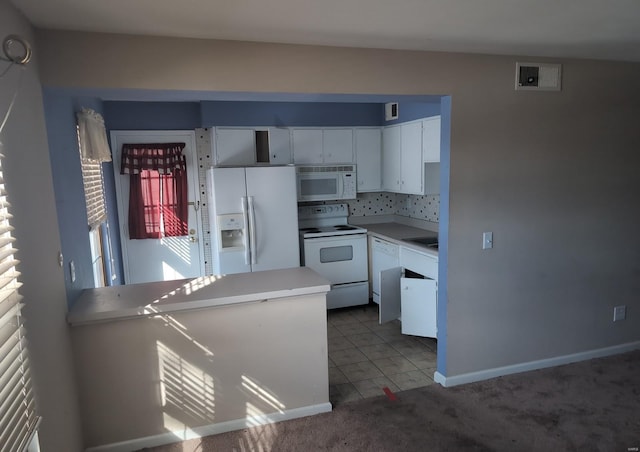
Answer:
365;222;439;257
67;267;331;326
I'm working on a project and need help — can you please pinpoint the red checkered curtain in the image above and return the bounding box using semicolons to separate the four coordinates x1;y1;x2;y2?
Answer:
120;143;188;239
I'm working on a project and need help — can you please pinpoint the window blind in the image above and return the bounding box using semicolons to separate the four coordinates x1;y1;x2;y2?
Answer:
80;157;107;230
0;154;39;452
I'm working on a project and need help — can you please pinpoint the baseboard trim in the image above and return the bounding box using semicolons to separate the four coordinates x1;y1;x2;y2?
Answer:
434;341;640;388
85;402;333;452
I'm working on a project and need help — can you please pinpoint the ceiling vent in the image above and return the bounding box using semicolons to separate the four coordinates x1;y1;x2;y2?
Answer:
515;62;562;91
385;102;399;120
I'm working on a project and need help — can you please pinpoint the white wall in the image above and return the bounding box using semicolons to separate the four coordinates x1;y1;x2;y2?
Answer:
34;31;640;378
71;293;329;448
0;2;83;450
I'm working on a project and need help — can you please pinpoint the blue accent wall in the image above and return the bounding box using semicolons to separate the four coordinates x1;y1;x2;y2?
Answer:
103;101;201;130
436;96;451;376
383;102;441;125
42;89;124;306
200;101;382;127
41;87;447;307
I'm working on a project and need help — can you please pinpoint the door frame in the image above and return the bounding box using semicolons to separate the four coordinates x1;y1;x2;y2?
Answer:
109;130;205;283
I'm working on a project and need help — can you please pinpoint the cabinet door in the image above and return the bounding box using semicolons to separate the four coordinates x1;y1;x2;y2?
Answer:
269;128;292;164
355;128;381;192
323;129;354;163
379;267;402;324
381;125;401;192
422;116;441;162
292;129;323;164
215;128;256;166
400;121;423;194
401;277;437;338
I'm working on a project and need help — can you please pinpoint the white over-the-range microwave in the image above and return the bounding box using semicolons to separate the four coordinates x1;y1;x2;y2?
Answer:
295;164;357;202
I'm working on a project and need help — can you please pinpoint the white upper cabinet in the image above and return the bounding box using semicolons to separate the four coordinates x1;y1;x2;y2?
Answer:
422;116;441;162
381;116;441;195
292;128;354;164
355;128;382;192
268;127;292;165
323;129;354;163
292;129;323;164
215;128;256;166
400;121;423;194
382;122;422;194
213;127;292;166
382;125;402;192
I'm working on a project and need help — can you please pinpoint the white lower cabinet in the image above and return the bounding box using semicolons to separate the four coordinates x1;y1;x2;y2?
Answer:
377;240;438;338
401;272;437;338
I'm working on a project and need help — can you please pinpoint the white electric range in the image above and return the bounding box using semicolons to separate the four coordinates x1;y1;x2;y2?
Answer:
299;204;369;309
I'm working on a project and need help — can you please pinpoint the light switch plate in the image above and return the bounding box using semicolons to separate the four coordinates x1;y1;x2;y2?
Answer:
482;232;493;250
613;305;626;322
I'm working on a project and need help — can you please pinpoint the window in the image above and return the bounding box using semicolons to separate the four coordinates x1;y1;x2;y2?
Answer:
76;110;114;287
0;147;40;451
120;143;188;239
79;156;108;230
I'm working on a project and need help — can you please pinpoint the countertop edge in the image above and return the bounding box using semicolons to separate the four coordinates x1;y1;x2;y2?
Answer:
67;267;331;327
365;223;439;258
67;284;331;326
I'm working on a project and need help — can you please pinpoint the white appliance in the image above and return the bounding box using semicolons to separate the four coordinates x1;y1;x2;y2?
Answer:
299;204;368;309
370;237;399;304
296;165;357;202
207;166;300;274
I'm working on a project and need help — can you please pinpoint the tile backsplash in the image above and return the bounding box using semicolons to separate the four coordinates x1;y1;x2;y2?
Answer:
347;192;440;223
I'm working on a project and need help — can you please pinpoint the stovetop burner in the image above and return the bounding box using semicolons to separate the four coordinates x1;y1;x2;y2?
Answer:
298;203;367;238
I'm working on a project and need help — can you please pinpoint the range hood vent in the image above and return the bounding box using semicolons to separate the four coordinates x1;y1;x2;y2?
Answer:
515;62;562;91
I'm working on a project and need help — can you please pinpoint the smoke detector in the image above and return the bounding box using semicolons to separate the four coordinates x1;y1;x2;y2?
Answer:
515;62;562;91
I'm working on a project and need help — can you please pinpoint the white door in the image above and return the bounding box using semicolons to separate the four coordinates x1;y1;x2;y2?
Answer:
382;125;401;191
380;267;402;324
323;129;354;163
292;129;323;164
110;130;205;284
355;128;382;192
303;235;368;284
215;128;256;166
401;277;438;338
400;121;423;194
268;128;292;164
245;166;300;272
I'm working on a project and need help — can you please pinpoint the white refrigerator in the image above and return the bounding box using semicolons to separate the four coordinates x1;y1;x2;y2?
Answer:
207;166;300;274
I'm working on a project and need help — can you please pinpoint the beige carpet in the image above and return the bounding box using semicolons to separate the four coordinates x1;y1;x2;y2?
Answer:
141;350;640;451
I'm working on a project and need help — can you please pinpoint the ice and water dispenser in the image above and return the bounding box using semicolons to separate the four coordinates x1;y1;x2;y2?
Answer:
217;214;245;250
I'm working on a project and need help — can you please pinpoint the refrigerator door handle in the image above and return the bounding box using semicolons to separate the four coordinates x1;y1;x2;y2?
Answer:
247;196;257;265
241;196;250;265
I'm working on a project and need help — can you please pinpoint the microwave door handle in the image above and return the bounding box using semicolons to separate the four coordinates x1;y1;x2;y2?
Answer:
241;197;250;265
247;196;257;265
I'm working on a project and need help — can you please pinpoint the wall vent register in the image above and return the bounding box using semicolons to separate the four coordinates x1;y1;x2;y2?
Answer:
515;62;562;91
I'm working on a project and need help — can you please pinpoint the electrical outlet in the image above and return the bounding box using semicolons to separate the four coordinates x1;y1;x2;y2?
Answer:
613;305;626;322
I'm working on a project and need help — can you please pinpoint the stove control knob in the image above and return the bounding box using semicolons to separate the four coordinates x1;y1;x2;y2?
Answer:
327;206;333;213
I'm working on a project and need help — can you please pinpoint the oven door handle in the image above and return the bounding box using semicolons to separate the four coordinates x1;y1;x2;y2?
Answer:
241;196;250;265
247;195;257;265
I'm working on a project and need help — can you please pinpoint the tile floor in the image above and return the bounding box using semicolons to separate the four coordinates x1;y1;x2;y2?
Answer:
327;303;437;405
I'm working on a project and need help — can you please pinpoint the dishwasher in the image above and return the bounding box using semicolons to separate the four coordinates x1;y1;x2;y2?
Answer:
371;237;399;304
